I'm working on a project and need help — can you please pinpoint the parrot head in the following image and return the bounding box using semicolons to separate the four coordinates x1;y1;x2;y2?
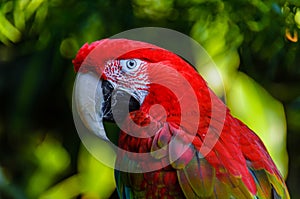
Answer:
73;39;206;141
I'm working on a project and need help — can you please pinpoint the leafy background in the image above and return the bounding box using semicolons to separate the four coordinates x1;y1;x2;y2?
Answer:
0;0;300;198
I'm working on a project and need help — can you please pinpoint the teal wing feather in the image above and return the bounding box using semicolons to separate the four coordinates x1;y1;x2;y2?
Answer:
248;162;289;199
115;170;134;199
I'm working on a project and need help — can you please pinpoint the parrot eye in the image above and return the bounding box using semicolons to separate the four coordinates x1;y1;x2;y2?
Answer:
119;59;144;73
126;59;137;69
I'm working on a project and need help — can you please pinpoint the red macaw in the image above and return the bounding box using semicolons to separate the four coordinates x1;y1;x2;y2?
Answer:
72;39;290;199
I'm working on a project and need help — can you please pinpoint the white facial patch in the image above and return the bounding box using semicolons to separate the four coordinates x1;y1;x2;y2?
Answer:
104;59;150;104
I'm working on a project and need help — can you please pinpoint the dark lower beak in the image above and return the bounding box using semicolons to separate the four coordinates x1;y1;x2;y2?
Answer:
101;80;140;122
101;80;114;122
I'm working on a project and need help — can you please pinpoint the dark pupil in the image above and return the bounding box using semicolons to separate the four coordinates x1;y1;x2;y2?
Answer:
129;61;134;67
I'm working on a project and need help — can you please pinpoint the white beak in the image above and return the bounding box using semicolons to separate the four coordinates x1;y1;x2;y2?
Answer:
73;72;109;141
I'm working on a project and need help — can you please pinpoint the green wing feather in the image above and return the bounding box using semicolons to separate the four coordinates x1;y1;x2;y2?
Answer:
176;148;289;198
181;153;215;197
176;147;254;198
171;119;290;199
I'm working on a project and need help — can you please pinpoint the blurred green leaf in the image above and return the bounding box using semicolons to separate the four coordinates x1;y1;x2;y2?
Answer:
39;175;82;199
26;135;70;198
60;37;79;59
295;9;300;28
0;2;22;43
132;0;174;20
78;145;116;198
39;144;116;199
227;72;288;178
13;0;26;31
24;0;45;20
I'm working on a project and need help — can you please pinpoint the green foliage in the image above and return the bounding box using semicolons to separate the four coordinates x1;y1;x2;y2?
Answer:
226;73;288;177
26;135;70;198
39;145;115;199
0;0;300;198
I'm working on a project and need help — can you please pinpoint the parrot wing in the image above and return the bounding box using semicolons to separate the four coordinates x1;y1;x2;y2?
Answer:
115;110;289;198
172;116;290;199
239;119;290;199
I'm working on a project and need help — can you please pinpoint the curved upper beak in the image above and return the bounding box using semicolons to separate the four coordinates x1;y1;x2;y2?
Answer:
73;72;108;140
